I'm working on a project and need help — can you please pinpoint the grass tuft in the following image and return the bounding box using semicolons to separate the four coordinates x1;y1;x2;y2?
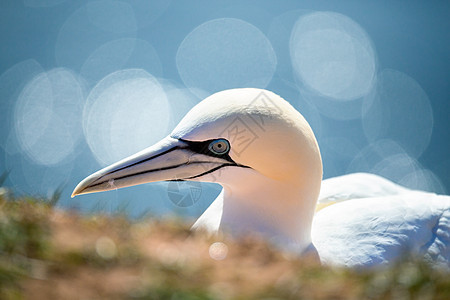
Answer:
0;188;449;299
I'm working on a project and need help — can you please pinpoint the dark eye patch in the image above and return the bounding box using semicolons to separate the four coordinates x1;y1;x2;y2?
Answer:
178;138;234;162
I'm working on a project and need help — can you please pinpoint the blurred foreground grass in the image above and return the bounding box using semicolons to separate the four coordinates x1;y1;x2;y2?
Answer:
0;187;449;299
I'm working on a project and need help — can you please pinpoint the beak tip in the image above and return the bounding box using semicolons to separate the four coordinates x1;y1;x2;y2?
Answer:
71;179;89;198
71;187;81;198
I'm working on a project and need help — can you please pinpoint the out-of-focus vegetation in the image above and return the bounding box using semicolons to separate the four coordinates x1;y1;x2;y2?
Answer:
0;183;449;299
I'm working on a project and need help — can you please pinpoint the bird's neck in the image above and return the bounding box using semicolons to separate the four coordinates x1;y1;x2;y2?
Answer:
218;173;318;254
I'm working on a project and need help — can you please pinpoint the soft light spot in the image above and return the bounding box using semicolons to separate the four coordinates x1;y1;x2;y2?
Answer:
399;169;446;195
96;236;117;259
14;68;84;165
209;242;228;261
290;12;376;101
176;18;277;97
0;59;44;148
83;69;170;166
348;139;411;176
371;153;423;184
347;139;443;193
362;69;433;158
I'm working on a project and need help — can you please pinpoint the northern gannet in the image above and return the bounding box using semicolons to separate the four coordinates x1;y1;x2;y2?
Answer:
72;88;450;268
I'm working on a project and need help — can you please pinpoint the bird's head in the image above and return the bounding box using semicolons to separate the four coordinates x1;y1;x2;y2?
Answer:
72;88;322;197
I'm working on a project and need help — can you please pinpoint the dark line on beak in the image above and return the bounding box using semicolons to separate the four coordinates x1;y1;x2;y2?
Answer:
83;162;197;191
80;163;251;193
109;145;186;175
90;145;187;186
181;163;251;180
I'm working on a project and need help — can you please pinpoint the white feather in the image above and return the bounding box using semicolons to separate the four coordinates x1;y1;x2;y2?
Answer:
313;186;450;268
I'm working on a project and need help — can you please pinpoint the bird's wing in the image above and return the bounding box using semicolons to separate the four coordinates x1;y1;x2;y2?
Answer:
312;191;450;268
316;173;410;211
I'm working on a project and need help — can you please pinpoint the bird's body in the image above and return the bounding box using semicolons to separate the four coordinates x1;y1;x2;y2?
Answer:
73;88;450;268
313;189;450;267
315;173;449;267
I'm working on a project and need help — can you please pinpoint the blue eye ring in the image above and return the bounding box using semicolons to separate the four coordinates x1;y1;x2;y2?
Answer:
208;139;230;155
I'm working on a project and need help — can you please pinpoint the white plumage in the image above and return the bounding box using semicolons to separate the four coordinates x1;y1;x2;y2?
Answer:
315;173;450;267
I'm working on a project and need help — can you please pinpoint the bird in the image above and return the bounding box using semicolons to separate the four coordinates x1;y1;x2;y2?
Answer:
72;88;450;268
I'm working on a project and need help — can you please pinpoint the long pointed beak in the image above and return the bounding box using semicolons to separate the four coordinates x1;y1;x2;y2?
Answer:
71;136;230;197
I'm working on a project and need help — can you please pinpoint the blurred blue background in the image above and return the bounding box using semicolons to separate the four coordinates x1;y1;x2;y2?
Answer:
1;0;449;221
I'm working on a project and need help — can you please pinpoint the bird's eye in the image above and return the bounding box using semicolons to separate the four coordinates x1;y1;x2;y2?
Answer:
208;139;230;155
